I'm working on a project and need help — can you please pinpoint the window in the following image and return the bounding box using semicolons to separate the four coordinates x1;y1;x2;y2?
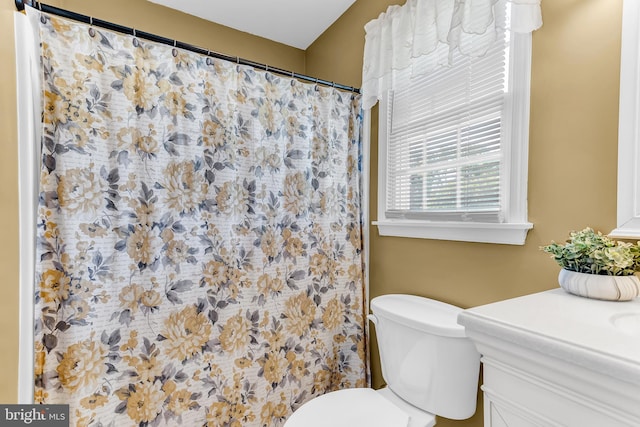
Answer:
374;4;533;245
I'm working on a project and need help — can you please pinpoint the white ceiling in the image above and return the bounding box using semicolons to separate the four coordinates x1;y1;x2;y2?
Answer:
148;0;356;50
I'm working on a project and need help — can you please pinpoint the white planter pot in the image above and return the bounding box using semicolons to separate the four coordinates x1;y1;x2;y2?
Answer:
558;269;640;301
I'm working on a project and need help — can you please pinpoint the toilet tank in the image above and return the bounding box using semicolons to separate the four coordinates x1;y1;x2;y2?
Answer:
370;294;480;420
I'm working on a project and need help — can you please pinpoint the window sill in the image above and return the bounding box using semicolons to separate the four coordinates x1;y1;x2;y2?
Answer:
373;219;533;245
609;219;640;239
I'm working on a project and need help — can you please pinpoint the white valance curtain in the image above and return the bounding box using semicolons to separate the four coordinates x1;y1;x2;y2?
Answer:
362;0;543;109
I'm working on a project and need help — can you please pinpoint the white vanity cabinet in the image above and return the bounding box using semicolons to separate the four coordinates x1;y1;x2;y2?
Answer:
458;289;640;427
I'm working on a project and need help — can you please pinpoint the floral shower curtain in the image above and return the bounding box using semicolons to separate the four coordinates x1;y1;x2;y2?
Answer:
30;9;366;427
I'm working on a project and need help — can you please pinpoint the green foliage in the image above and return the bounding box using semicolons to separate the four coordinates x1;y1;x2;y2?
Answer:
541;227;640;276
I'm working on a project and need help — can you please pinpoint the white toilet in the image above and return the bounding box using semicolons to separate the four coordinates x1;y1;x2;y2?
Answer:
284;294;481;427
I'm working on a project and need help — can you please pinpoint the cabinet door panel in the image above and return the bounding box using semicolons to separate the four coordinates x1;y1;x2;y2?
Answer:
487;399;553;427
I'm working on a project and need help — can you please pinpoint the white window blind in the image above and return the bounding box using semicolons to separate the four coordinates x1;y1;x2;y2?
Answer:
385;7;509;223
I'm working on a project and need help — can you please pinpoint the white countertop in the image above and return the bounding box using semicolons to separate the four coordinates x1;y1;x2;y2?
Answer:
458;288;640;384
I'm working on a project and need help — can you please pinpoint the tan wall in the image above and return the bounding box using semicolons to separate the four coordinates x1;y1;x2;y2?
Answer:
0;0;304;403
306;1;623;426
0;0;20;405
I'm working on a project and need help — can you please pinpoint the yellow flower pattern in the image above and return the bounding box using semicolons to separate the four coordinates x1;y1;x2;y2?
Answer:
33;10;366;426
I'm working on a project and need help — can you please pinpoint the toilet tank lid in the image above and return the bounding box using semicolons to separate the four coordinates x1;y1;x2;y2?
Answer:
371;294;467;338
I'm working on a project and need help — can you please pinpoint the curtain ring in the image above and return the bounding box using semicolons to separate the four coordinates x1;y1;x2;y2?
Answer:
236;56;240;64
39;3;45;23
132;28;139;46
88;17;96;37
265;64;269;72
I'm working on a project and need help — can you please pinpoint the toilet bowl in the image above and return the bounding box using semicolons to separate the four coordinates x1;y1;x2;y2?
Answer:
284;294;481;427
284;387;436;427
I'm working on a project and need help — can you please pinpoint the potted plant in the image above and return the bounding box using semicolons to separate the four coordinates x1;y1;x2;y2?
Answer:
541;227;640;301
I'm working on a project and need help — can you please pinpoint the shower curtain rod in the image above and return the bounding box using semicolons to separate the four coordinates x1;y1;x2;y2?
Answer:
14;0;361;94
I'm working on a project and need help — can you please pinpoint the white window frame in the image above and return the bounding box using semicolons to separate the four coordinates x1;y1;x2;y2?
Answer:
374;29;534;245
610;0;640;239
